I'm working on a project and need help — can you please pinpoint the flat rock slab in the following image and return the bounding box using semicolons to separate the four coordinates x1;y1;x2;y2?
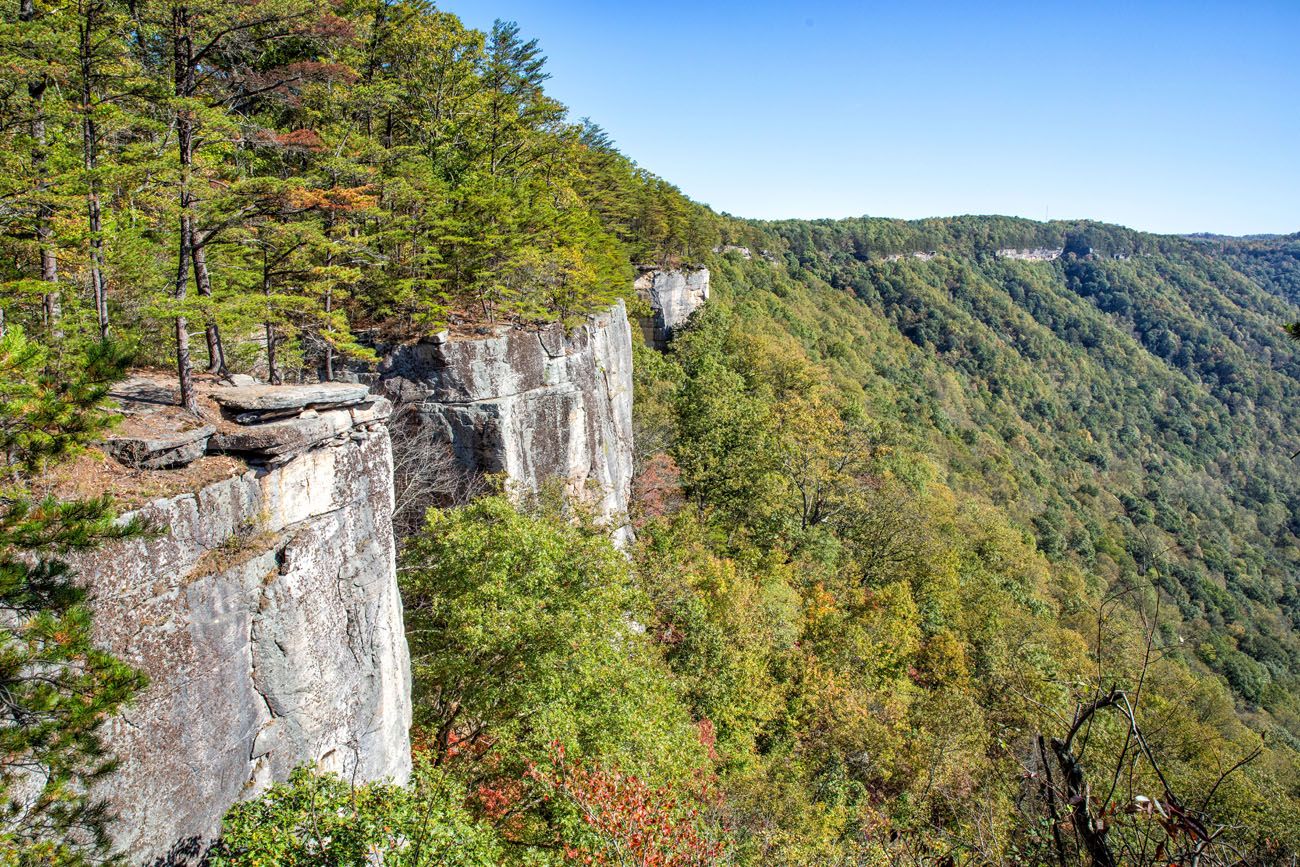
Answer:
216;373;260;388
212;383;370;413
105;425;216;470
209;411;353;458
108;377;180;416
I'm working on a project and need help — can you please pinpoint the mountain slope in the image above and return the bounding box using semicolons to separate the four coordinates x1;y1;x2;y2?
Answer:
707;218;1300;727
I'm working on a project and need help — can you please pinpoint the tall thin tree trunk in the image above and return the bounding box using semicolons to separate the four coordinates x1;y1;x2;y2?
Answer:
80;8;109;339
175;209;198;412
265;321;279;384
262;252;281;385
21;0;60;334
322;289;334;381
172;3;198;412
191;234;226;372
322;208;335;381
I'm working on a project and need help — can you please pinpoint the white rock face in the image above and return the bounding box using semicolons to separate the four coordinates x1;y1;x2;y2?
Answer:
74;427;411;863
995;247;1063;261
881;251;938;263
379;301;634;540
634;268;710;348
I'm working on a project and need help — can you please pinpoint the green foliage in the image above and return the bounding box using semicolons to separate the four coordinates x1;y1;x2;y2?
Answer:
221;213;1300;865
620;239;1300;861
0;327;146;864
11;0;1300;859
401;496;702;781
0;0;717;390
212;756;502;866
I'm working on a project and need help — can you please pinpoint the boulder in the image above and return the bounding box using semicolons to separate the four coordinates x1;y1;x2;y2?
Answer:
212;382;370;413
105;425;215;469
209;411;354;458
350;397;393;426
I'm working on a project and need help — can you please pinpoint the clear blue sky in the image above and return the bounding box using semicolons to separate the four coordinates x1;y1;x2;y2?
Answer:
444;0;1300;236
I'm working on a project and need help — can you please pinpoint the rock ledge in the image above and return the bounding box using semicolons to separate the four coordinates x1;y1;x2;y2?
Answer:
212;382;370;413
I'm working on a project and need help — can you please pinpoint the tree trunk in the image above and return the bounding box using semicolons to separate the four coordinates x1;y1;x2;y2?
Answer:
175;313;196;413
175;210;199;413
191;235;226;372
262;252;280;384
322;287;334;381
1050;737;1116;867
322;209;335;380
80;10;109;339
172;3;198;413
264;322;280;384
22;0;60;334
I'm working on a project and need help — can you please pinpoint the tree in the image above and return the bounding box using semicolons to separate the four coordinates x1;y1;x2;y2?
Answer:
399;496;700;780
149;0;316;406
0;328;147;862
528;741;728;867
72;0;143;340
211;756;503;867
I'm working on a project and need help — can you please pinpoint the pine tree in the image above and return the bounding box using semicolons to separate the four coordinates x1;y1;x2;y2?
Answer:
0;329;147;862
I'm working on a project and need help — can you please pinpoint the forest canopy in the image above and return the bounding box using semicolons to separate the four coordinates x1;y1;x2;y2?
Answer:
0;0;719;406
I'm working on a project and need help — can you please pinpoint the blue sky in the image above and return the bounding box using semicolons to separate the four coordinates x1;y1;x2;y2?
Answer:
444;1;1300;236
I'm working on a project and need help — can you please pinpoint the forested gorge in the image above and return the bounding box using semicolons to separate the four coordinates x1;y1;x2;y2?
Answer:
612;226;1300;864
4;0;1300;864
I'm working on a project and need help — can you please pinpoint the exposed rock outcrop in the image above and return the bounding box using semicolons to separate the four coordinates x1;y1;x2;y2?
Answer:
211;381;371;413
634;267;710;349
105;424;215;469
995;247;1063;261
78;388;411;863
378;302;634;541
714;244;752;260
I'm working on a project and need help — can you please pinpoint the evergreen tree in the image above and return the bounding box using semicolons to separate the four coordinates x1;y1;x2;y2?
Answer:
0;329;147;862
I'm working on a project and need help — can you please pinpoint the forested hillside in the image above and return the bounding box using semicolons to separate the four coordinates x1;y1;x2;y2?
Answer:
609;221;1300;863
4;0;1300;863
727;218;1300;721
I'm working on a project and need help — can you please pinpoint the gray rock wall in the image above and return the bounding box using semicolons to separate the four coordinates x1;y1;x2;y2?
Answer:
994;247;1063;261
634;268;710;348
379;302;634;541
77;424;411;863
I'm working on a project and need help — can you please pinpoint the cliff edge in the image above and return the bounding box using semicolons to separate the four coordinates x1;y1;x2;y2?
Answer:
73;379;411;863
378;301;634;542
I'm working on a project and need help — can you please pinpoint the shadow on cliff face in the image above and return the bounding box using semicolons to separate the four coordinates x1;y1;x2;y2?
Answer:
388;403;488;542
146;835;210;866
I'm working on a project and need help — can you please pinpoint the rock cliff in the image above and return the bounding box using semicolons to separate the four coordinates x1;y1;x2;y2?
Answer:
378;302;634;541
995;247;1063;261
634;267;710;349
78;382;411;863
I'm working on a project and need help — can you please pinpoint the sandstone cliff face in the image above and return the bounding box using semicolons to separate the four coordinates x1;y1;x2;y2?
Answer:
634;268;710;349
995;247;1063;261
78;401;411;863
379;302;634;540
